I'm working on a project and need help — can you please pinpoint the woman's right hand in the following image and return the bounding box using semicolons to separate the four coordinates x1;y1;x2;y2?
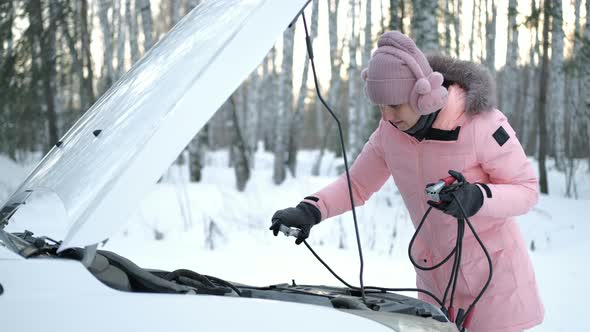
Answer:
269;202;321;245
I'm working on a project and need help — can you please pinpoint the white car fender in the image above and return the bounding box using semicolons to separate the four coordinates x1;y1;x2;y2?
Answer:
0;258;394;332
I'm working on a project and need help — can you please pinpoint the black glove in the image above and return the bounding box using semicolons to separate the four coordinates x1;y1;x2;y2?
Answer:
269;202;321;245
427;170;484;219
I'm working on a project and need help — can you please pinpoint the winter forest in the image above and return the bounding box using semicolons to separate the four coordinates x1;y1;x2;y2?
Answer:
0;0;588;197
1;1;590;331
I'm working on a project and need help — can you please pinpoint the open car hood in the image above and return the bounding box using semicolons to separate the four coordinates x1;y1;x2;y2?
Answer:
0;0;309;251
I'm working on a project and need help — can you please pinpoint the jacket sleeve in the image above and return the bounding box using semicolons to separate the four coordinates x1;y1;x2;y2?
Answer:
473;110;539;218
302;121;391;221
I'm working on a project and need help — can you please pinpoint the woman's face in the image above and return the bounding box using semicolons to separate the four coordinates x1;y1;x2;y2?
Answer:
379;104;421;131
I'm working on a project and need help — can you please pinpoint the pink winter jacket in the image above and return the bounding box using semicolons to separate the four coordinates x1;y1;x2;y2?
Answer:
303;56;544;332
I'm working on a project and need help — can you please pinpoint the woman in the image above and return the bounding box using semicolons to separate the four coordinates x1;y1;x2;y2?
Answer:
270;31;544;332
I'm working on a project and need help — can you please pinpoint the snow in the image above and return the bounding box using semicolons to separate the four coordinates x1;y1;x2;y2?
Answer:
2;150;589;331
0;155;28;200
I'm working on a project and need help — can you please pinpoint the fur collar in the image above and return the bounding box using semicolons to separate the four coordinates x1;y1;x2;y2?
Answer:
427;54;497;114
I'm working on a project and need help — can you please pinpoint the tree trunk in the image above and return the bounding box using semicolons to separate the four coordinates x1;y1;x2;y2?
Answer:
185;0;207;182
98;0;114;93
29;0;59;150
348;0;360;160
115;0;126;79
0;0;16;158
485;0;497;76
80;0;95;106
502;0;519;116
229;96;251;191
185;0;201;14
454;0;461;57
389;0;402;32
313;0;341;176
360;0;372;140
522;0;541;154
189;126;208;182
246;69;260;169
288;0;319;176
126;0;140;64
549;0;565;170
537;0;551;194
411;0;439;53
261;47;278;152
469;0;477;61
584;0;590;170
379;0;386;34
137;0;154;52
273;25;295;185
170;0;181;26
444;0;452;55
46;0;59;147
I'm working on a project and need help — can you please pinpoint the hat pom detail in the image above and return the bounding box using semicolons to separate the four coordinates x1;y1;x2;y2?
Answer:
411;71;448;115
428;71;444;87
415;78;431;95
417;85;448;115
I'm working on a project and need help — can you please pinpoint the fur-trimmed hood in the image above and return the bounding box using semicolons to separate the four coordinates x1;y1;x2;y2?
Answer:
427;54;497;114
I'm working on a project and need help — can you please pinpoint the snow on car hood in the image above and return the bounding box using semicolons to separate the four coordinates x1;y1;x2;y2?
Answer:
0;0;309;251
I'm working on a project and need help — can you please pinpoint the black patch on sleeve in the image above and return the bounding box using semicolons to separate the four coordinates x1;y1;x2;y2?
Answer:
304;196;319;202
492;126;510;147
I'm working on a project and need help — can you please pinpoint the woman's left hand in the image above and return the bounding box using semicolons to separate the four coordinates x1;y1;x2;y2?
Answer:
427;170;484;219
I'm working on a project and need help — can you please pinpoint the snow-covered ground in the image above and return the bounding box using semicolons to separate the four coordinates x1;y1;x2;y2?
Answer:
2;150;589;331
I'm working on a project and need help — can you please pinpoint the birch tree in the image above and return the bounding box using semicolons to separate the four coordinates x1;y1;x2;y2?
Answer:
126;0;140;64
360;0;372;140
28;0;59;150
379;0;386;34
273;26;295;185
186;0;207;181
313;0;341;176
549;0;565;170
80;0;95;107
537;0;551;194
261;47;278;152
0;1;16;157
137;0;155;52
444;0;453;55
469;0;478;60
502;0;519;116
288;0;319;176
171;0;182;26
485;0;497;77
246;68;260;167
520;0;541;153
411;0;439;53
389;0;403;32
565;0;582;197
348;0;360;160
98;0;115;93
583;0;590;170
230;96;250;191
115;0;126;79
454;0;461;57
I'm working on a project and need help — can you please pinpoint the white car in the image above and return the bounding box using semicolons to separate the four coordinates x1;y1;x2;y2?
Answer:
0;1;458;331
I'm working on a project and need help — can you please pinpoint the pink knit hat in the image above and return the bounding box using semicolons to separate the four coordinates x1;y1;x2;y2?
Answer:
362;31;448;115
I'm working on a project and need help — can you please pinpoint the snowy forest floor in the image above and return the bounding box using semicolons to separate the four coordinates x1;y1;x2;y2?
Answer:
1;150;589;332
